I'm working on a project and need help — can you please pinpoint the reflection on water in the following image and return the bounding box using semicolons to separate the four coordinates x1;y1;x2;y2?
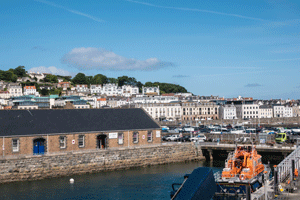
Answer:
0;160;224;200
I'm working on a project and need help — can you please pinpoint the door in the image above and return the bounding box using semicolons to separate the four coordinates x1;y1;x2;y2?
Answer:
33;138;45;155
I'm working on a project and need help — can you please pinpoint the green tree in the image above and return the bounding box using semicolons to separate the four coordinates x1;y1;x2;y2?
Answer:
0;70;17;82
40;88;49;96
108;78;117;84
13;66;27;77
72;73;88;84
143;82;188;94
44;74;58;83
86;76;93;85
117;76;137;86
57;75;71;82
91;74;108;85
136;81;143;93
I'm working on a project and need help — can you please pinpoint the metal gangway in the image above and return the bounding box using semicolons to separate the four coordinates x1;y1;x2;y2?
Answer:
277;145;300;183
251;143;300;200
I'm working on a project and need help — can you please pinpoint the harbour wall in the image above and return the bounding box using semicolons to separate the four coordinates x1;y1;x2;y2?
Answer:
0;143;204;183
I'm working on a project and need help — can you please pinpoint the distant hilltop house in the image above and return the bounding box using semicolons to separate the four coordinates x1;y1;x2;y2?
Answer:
7;84;23;97
57;82;71;89
0;108;161;156
23;86;39;96
89;84;139;97
0;91;10;99
27;72;45;82
17;77;35;83
142;86;160;96
75;84;89;94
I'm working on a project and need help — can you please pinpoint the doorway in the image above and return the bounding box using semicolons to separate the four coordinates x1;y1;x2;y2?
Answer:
97;135;107;149
33;138;46;155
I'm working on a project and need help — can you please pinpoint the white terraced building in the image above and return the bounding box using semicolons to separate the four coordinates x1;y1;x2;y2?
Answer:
102;83;122;96
273;104;293;118
90;85;102;95
132;95;178;104
136;103;182;121
219;104;237;119
7;85;23;97
235;103;259;119
121;85;139;97
23;86;39;96
142;86;160;95
75;85;89;93
258;105;273;118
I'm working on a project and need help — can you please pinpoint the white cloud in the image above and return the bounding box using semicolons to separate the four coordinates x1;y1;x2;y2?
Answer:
29;66;72;76
61;47;174;71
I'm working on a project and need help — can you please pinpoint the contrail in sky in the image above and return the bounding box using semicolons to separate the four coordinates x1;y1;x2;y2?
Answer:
194;69;285;78
125;0;266;21
34;0;105;23
255;58;300;62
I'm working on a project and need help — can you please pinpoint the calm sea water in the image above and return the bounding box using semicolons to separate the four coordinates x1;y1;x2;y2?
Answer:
0;160;224;200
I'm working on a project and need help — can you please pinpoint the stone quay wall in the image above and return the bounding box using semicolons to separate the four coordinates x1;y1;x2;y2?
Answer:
0;143;204;183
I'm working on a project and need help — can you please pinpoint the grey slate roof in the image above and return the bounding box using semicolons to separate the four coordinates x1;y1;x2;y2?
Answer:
0;108;160;137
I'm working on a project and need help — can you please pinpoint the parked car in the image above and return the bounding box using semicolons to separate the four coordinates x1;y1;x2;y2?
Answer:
177;135;191;142
166;135;180;142
162;136;168;141
190;134;206;142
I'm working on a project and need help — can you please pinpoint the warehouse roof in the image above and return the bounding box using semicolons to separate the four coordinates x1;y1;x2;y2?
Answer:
0;108;160;136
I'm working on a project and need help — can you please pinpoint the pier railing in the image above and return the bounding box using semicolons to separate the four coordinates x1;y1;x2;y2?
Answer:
277;145;300;183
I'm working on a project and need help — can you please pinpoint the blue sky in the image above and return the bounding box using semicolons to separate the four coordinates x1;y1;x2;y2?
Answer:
1;0;299;99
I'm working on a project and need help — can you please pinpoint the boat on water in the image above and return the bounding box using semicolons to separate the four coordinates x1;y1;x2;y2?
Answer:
214;145;270;199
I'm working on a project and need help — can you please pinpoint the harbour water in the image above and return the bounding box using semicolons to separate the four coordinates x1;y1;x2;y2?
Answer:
0;160;224;200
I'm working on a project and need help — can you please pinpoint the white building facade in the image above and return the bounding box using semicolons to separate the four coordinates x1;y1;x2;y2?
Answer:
102;84;122;96
142;86;160;95
219;104;237;119
136;103;181;121
23;86;39;96
121;85;139;97
132;95;178;104
8;85;23;97
75;85;89;93
90;85;102;95
235;103;259;119
258;105;273;118
272;105;292;117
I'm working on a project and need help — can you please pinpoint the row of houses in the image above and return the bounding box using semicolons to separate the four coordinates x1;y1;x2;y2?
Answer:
60;83;159;97
1;93;300;121
0;81;160;98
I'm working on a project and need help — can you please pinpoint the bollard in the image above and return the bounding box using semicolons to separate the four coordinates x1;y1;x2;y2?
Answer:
292;160;295;181
246;185;251;200
274;167;278;195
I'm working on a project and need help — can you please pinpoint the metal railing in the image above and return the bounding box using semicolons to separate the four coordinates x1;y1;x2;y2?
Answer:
277;145;300;183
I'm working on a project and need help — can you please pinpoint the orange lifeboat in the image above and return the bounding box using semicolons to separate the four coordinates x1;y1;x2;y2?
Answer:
221;145;264;180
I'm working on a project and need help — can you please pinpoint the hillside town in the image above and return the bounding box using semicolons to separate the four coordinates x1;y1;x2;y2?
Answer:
0;71;299;122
